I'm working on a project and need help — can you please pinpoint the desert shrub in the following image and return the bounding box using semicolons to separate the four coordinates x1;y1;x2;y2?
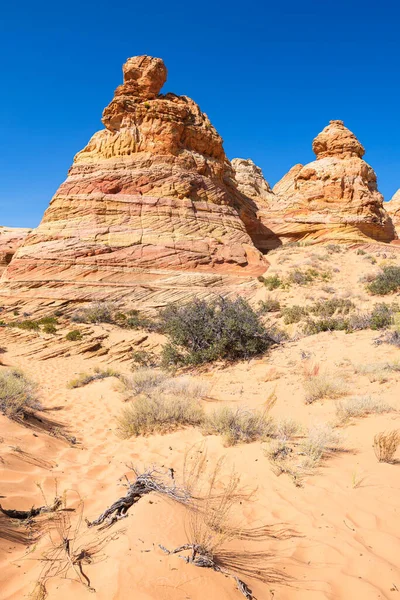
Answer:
299;423;341;465
131;349;158;367
38;316;58;326
71;301;118;324
276;418;301;440
262;275;282;290
123;368;168;397
68;367;120;389
14;320;40;331
65;330;82;341
0;368;41;419
303;372;347;404
43;323;57;334
369;303;396;329
162;376;208;400
303;316;348;335
356;248;366;255
309;298;354;318
258;296;281;313
159;297;275;366
379;330;400;347
288;268;331;286
336;396;392;424
265;438;293;461
367;266;400;295
203;406;275;446
354;363;392;383
373;430;400;463
267;324;289;343
123;310;158;331
326;244;342;254
117;394;204;438
281;305;308;324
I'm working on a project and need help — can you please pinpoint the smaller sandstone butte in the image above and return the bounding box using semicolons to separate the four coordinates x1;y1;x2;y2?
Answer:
386;190;400;239
231;158;275;207
0;227;31;275
259;120;396;246
0;56;267;306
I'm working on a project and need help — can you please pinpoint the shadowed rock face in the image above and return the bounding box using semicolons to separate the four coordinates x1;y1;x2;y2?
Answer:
257;120;396;245
0;56;267;305
386;190;400;238
0;227;31;275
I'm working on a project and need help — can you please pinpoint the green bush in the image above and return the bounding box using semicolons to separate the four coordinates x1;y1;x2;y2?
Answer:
38;316;58;326
309;298;354;317
159;297;275;366
367;266;400;295
43;323;57;334
258;297;281;313
262;275;282;290
14;320;40;331
303;316;348;335
0;368;41;419
65;330;82;341
281;305;308;324
369;303;395;330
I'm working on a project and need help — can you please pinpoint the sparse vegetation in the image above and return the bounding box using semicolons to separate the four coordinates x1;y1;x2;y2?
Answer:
65;330;82;341
159;297;275;366
68;368;121;389
258;296;281;313
203;406;275;446
117;394;204;438
71;301;118;324
14;320;40;331
299;423;342;467
122;368;168;397
281;305;308;324
335;396;392;424
367;266;400;295
260;274;282;290
288;267;331;286
0;368;41;419
373;430;400;463
43;323;57;334
309;298;354;317
303;371;348;404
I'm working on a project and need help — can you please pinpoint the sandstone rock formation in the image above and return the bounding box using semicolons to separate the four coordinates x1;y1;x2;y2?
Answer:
0;56;267;305
259;120;396;245
231;158;275;207
0;227;31;276
386;190;400;238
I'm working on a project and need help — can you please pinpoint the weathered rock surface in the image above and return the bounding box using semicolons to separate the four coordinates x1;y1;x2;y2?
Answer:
386;190;400;238
231;158;275;207
0;56;267;305
0;227;31;275
259;120;396;245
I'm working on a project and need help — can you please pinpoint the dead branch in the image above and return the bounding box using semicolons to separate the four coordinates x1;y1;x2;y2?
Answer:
86;468;190;529
0;497;62;520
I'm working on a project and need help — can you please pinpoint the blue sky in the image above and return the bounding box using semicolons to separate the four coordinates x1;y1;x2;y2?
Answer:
0;0;399;227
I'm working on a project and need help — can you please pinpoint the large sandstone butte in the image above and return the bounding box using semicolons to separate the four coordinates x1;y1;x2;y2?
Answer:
257;120;396;246
387;190;400;239
0;56;267;305
0;227;31;276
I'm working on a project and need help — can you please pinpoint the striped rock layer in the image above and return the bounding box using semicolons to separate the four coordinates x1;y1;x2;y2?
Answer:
386;190;400;238
0;227;31;276
0;56;267;306
250;120;396;247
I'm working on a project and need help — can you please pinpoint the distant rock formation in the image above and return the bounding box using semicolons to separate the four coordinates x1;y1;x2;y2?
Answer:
260;120;396;245
0;227;31;276
0;56;267;305
386;190;400;238
231;158;275;207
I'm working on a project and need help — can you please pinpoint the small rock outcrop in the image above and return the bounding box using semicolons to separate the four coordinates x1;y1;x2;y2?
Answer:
386;190;400;238
0;56;267;305
0;227;31;275
260;120;396;245
231;158;275;206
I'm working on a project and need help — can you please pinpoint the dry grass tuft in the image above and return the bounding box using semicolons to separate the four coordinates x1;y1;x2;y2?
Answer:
336;396;392;424
68;367;121;389
0;368;41;420
203;406;275;446
373;430;400;463
303;370;348;404
117;394;204;438
121;368;168;397
299;423;342;467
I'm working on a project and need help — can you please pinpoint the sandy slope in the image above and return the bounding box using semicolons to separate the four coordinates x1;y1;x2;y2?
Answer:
1;245;400;600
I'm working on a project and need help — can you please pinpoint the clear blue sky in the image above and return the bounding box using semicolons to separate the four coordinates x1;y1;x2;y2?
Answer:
1;0;399;227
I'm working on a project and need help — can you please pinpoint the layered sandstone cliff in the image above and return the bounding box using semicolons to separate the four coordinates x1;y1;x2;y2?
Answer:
0;56;267;305
259;120;396;246
386;190;400;238
0;227;31;276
